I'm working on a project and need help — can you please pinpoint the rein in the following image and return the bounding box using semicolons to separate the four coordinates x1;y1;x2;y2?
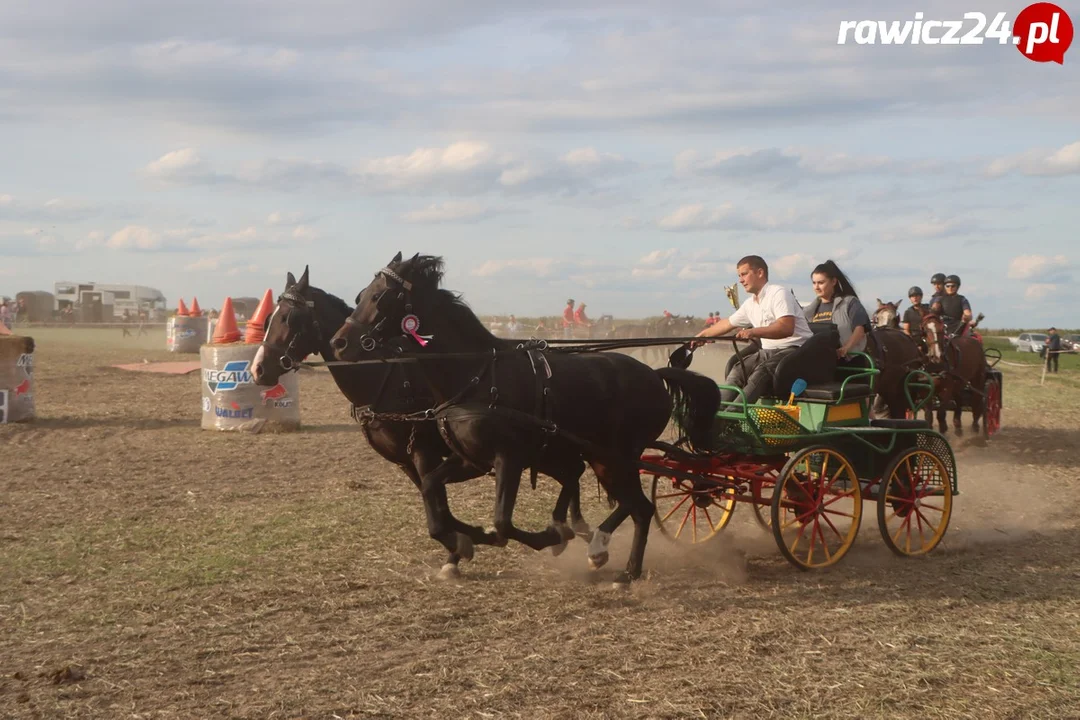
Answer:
298;335;729;368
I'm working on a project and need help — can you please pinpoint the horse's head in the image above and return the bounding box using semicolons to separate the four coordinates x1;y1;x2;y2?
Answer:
873;298;903;329
253;266;324;385
921;313;945;363
331;251;444;362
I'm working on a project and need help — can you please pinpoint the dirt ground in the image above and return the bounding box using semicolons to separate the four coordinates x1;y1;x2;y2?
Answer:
2;328;1080;719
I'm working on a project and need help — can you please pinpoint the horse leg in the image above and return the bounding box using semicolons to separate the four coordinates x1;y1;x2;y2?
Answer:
491;453;567;552
546;455;591;538
597;459;655;585
419;458;500;559
397;459;463;579
412;446;497;574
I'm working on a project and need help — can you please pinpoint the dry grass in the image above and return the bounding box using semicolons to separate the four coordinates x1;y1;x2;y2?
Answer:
2;329;1080;719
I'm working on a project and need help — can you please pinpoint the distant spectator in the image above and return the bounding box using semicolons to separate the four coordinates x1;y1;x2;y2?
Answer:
0;301;10;330
562;299;575;339
705;312;716;327
1046;328;1062;374
574;302;592;338
506;314;521;335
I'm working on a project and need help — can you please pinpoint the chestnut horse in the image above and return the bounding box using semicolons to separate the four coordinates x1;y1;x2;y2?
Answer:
921;313;987;435
872;299;903;329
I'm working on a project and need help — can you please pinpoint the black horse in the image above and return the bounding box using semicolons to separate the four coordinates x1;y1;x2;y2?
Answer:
329;253;720;584
251;266;590;579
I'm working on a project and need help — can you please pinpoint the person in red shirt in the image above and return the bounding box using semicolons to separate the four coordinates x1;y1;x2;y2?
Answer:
562;299;575;338
705;312;716;327
574;302;592;338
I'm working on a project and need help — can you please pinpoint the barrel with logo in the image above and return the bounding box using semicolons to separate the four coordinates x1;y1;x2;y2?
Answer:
171;315;208;354
200;342;301;432
0;335;35;424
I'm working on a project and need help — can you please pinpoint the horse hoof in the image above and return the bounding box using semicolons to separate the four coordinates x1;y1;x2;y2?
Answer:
554;523;577;544
456;533;474;561
611;571;634;588
572;520;592;538
551;540;569;557
588;551;609;570
437;563;461;581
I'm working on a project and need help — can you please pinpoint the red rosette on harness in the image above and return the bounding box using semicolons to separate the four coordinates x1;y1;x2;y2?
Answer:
401;314;433;347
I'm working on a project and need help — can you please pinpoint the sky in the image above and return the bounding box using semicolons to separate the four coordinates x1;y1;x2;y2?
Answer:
1;0;1078;327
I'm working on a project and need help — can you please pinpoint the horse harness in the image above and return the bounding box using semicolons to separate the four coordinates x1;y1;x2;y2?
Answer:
260;288;323;372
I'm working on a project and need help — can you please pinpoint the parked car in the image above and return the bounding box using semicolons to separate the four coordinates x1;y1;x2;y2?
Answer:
1063;335;1080;352
1009;332;1048;353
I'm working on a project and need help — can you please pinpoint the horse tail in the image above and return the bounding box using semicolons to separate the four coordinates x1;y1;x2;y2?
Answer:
655;367;720;452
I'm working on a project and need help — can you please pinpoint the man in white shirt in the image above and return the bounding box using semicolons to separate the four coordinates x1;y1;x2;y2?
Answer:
693;255;813;406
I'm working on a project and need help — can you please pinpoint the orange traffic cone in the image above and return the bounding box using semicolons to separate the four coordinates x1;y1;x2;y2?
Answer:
189;297;202;316
212;297;242;344
177;298;189;316
245;288;275;344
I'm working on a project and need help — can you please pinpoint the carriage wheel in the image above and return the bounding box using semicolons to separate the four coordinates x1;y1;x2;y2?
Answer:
983;378;1002;438
770;446;862;570
650;474;736;544
751;470;779;532
877;449;952;557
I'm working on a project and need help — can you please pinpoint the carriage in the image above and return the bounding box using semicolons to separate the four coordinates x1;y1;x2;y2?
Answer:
640;326;957;570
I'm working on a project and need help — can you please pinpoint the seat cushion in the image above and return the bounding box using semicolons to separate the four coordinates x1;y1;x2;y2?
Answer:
801;381;873;402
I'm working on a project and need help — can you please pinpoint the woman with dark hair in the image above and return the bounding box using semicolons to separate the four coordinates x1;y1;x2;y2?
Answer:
802;260;872;358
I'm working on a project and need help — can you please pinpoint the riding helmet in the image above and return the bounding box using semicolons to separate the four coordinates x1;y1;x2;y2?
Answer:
908;286;923;297
930;272;946;284
945;274;961;287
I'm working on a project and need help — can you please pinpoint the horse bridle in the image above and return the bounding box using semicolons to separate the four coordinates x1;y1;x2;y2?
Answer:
344;266;415;352
261;289;321;372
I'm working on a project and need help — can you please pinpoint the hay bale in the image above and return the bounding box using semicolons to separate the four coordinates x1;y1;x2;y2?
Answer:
0;335;35;423
200;343;300;433
170;315;209;354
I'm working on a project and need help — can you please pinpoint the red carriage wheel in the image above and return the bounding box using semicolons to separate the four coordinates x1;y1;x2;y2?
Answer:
770;446;863;570
650;474;735;544
877;449;953;557
983;378;1001;438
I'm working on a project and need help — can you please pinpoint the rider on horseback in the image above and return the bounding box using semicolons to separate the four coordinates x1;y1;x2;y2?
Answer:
901;286;930;348
930;274;973;337
929;273;946;307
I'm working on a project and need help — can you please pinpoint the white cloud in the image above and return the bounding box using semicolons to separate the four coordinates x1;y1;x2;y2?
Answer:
986;141;1080;178
471;258;559;278
637;248;677;266
292;225;318;241
1025;283;1057;301
674;146;895;184
143;141;637;200
400;201;496;224
143;148;220;184
658;203;848;233
0;194;100;221
772;253;816;279
1008;254;1070;280
266;211;307;226
75;230;105;251
107;225;161;250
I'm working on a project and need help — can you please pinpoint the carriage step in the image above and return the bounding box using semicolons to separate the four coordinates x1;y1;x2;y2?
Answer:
870;418;931;430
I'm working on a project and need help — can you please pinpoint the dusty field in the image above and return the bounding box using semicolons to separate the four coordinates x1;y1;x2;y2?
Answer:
2;328;1080;719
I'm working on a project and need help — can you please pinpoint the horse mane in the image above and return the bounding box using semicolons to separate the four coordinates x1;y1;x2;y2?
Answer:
309;285;351;319
405;254;511;348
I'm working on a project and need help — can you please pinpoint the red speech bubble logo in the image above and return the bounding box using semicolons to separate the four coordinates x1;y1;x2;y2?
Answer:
1014;2;1074;64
